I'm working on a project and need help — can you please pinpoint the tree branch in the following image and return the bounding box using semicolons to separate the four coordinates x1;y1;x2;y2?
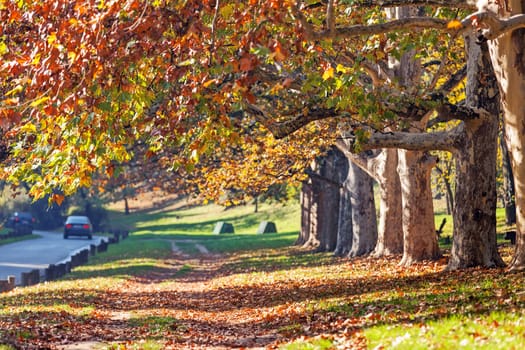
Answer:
293;2;451;39
298;15;450;40
437;64;467;95
461;12;525;40
304;0;475;10
350;126;463;153
327;0;335;34
243;102;339;139
354;0;475;9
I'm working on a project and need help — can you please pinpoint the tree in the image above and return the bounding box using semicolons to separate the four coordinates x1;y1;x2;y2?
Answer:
336;148;403;257
332;150;378;258
344;159;378;257
300;147;346;252
466;0;525;269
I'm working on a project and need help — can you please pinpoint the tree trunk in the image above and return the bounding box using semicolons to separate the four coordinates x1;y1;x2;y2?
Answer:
449;120;504;269
348;161;378;257
334;178;353;257
336;147;404;256
448;34;504;269
370;149;404;256
124;196;130;215
485;0;525;269
316;175;340;252
393;6;440;266
297;181;313;246
499;129;516;225
398;150;441;265
301;148;346;252
302;177;321;249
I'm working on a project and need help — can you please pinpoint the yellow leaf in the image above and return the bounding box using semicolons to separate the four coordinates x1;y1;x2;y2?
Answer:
68;51;77;63
322;67;335;80
30;96;49;108
20;122;37;133
80;174;91;187
5;85;23;97
203;79;216;88
269;83;284;94
336;64;348;73
447;20;463;30
47;32;57;46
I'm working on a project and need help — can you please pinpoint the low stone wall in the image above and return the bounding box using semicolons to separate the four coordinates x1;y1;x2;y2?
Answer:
0;230;130;292
0;276;15;293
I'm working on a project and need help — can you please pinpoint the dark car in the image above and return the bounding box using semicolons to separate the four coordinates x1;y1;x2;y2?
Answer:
4;212;34;235
64;215;93;239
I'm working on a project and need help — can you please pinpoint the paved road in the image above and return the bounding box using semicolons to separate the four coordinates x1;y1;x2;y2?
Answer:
0;231;105;285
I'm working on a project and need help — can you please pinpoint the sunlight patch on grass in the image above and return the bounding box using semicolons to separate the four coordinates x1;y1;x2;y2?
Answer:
365;312;525;350
280;337;334;350
0;304;94;318
107;341;164;350
67;257;174;279
110;200;300;237
128;315;181;336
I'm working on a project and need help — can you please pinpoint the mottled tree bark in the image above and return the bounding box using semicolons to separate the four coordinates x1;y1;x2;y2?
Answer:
392;6;440;266
483;0;525;270
500;129;516;225
448;34;505;269
334;180;353;257
336;147;403;256
301;148;347;252
348;162;378;257
370;149;404;256
398;150;440;265
297;181;313;246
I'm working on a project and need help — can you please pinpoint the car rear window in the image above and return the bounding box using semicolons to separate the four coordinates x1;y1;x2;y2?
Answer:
66;216;90;224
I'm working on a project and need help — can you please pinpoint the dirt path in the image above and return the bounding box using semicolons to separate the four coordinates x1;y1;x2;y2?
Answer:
57;240;285;350
119;242;285;349
171;239;211;255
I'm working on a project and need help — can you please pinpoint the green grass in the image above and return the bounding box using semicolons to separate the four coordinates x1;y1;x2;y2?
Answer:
63;238;174;280
433;207;515;249
109;200;300;237
281;338;334;350
365;312;525;350
128;315;181;338
105;199;300;255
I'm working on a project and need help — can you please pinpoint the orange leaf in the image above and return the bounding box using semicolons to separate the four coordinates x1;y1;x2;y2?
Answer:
52;194;65;206
239;56;255;72
447;20;463;30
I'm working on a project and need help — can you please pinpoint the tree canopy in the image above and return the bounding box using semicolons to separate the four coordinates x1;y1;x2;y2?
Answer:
0;0;472;197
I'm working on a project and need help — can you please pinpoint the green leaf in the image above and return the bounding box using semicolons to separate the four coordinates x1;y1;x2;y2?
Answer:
97;101;113;112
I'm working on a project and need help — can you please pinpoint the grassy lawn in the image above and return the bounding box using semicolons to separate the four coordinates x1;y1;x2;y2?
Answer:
0;198;523;349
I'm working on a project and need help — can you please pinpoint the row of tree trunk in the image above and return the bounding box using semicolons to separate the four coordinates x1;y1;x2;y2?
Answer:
298;28;511;270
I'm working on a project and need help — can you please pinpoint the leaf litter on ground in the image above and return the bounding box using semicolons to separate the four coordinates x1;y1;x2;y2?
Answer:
0;243;523;349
